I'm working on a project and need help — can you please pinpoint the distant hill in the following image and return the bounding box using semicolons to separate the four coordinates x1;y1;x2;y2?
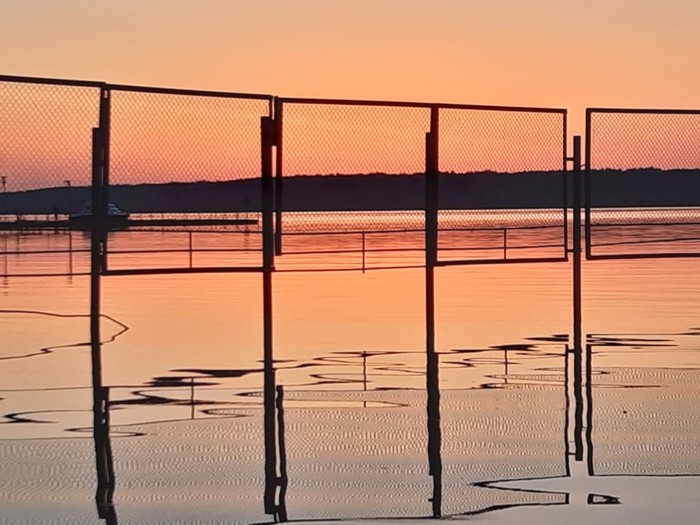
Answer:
1;169;699;215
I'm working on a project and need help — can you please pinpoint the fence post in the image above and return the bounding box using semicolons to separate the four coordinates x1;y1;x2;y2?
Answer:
571;135;584;462
98;87;111;273
572;136;582;353
425;106;442;518
261;116;277;515
274;99;284;256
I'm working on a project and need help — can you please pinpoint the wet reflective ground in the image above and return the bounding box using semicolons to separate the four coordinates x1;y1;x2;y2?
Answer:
3;331;700;524
2;240;700;524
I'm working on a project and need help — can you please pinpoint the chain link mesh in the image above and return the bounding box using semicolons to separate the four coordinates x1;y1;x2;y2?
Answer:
280;102;429;226
277;102;429;269
0;76;573;274
0;80;100;276
109;89;268;213
438;108;566;262
0;81;100;209
587;111;700;257
105;88;271;271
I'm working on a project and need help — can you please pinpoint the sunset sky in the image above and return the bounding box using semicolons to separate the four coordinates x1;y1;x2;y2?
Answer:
2;1;700;189
3;1;699;122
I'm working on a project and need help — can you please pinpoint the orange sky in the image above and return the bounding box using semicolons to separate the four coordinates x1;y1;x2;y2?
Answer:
2;1;700;189
3;1;699;127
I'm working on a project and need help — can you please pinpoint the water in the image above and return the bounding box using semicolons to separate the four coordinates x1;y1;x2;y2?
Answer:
1;213;700;524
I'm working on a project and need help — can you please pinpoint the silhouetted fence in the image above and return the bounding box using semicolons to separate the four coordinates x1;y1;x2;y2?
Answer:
585;108;700;259
3;74;700;276
0;76;272;275
274;98;568;269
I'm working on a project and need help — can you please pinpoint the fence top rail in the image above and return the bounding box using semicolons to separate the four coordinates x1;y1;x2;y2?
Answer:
0;74;104;89
106;82;273;101
0;74;273;101
278;96;567;115
587;107;700;116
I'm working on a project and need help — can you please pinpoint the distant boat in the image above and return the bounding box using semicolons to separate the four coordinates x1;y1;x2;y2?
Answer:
69;202;130;229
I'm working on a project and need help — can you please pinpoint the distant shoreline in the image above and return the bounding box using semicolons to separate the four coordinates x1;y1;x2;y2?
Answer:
1;169;699;215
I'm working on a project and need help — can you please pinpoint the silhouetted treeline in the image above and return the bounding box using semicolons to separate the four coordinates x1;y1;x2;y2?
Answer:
1;169;699;215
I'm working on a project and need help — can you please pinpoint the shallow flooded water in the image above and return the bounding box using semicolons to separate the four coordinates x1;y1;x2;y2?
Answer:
2;226;700;524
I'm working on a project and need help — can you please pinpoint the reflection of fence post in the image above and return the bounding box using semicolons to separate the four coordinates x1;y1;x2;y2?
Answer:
276;385;288;522
95;387;117;524
261;116;277;516
425;106;442;518
585;343;594;475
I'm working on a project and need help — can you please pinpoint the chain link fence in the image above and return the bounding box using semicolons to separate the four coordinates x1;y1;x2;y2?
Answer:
586;109;700;258
438;106;567;263
0;77;102;276
275;99;430;271
105;86;272;272
276;100;567;270
16;74;700;274
0;76;272;276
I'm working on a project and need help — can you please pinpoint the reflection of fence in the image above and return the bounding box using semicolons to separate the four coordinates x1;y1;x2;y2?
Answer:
585;109;700;259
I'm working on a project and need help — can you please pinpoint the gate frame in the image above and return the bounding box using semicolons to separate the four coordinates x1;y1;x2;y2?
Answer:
274;96;569;267
584;107;700;261
100;83;274;276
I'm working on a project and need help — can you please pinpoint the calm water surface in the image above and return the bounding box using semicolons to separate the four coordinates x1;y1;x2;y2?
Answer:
1;220;699;524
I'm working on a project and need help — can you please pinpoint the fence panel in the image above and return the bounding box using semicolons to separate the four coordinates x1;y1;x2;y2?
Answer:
585;109;700;259
437;106;567;264
276;99;431;271
104;86;272;274
0;76;102;277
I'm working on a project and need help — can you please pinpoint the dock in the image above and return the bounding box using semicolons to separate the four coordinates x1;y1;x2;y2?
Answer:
0;218;259;231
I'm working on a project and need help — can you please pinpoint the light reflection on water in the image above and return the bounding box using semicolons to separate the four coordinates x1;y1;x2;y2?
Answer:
1;220;700;523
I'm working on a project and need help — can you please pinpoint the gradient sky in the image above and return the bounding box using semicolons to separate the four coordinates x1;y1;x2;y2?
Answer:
2;1;700;190
2;0;699;132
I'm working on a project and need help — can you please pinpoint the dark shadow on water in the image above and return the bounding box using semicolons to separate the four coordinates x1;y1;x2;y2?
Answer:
0;309;129;361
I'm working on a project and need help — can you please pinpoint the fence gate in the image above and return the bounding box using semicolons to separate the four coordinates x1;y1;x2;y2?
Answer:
274;99;568;271
0;75;103;277
275;98;432;271
434;104;568;265
101;84;273;275
585;108;700;259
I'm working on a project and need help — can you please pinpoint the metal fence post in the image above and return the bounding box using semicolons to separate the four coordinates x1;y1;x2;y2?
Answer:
572;136;582;351
425;106;442;518
571;135;584;462
274;99;284;256
261;116;277;515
